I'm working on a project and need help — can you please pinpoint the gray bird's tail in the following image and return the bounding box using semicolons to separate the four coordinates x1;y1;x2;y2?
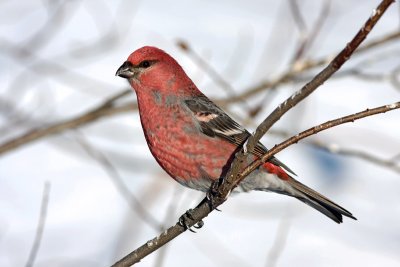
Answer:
287;178;357;223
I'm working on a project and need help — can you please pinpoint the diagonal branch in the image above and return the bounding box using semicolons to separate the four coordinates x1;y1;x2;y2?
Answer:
0;90;136;155
220;29;400;106
237;102;400;186
265;130;400;174
265;214;292;267
313;141;400;174
74;132;163;231
25;182;51;267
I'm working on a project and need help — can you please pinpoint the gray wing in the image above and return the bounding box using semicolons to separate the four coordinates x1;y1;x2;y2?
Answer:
184;95;296;175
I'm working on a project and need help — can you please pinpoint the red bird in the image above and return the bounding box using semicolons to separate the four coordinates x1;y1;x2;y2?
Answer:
116;46;356;223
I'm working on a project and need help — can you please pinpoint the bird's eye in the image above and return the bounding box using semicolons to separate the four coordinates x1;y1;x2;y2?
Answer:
140;60;151;68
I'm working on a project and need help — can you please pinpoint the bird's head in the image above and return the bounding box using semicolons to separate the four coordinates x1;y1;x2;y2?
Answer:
116;46;197;96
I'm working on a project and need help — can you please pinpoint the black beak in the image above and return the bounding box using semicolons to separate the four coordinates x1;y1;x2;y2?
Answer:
116;61;135;78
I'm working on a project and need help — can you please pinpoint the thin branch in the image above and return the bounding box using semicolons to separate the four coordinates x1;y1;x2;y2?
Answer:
0;38;117;94
25;181;51;267
289;0;307;34
74;132;163;231
265;214;292;267
393;153;400;161
111;101;400;266
296;30;400;71
1;1;137;95
390;64;400;90
177;40;250;110
267;129;400;174
268;129;400;173
219;30;400;106
250;0;330;118
313;141;400;174
240;102;400;185
19;0;74;57
0;90;136;156
153;186;183;267
290;0;331;63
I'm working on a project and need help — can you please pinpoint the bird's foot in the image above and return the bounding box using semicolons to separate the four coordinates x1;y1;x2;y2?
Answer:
206;178;225;211
178;209;204;233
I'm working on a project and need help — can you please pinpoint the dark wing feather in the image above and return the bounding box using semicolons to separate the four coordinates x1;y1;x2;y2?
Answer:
184;95;296;175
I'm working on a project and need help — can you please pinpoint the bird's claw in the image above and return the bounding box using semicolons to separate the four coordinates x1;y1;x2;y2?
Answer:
206;178;225;211
178;209;204;233
194;220;204;229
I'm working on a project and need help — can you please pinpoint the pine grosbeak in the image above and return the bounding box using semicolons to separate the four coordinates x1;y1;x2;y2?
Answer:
116;46;356;223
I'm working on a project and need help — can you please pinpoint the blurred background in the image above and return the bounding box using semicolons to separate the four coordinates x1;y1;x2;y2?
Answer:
1;0;400;266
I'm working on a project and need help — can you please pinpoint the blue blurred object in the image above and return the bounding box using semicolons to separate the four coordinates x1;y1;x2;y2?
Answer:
307;145;347;186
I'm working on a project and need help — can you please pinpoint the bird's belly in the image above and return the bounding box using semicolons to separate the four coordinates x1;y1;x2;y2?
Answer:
144;124;238;190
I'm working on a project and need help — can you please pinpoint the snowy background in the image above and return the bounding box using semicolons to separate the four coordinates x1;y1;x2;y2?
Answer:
0;0;400;266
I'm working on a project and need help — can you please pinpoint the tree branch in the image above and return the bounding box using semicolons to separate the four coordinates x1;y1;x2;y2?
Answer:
0;90;135;155
264;130;400;174
238;102;400;185
219;29;400;106
265;214;292;267
313;141;400;174
25;182;51;267
74;132;164;231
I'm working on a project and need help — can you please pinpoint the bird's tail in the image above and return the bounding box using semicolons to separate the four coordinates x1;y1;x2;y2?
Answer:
287;178;357;223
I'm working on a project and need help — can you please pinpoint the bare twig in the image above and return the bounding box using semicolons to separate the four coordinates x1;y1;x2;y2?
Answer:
290;0;331;63
177;40;250;110
265;214;292;267
390;64;400;90
19;0;74;57
74;132;163;231
0;90;136;155
250;0;330;118
393;153;400;161
266;129;400;174
289;0;307;34
0;38;117;94
295;30;400;73
313;141;400;174
25;182;51;267
220;30;400;106
152;186;183;267
243;102;400;185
